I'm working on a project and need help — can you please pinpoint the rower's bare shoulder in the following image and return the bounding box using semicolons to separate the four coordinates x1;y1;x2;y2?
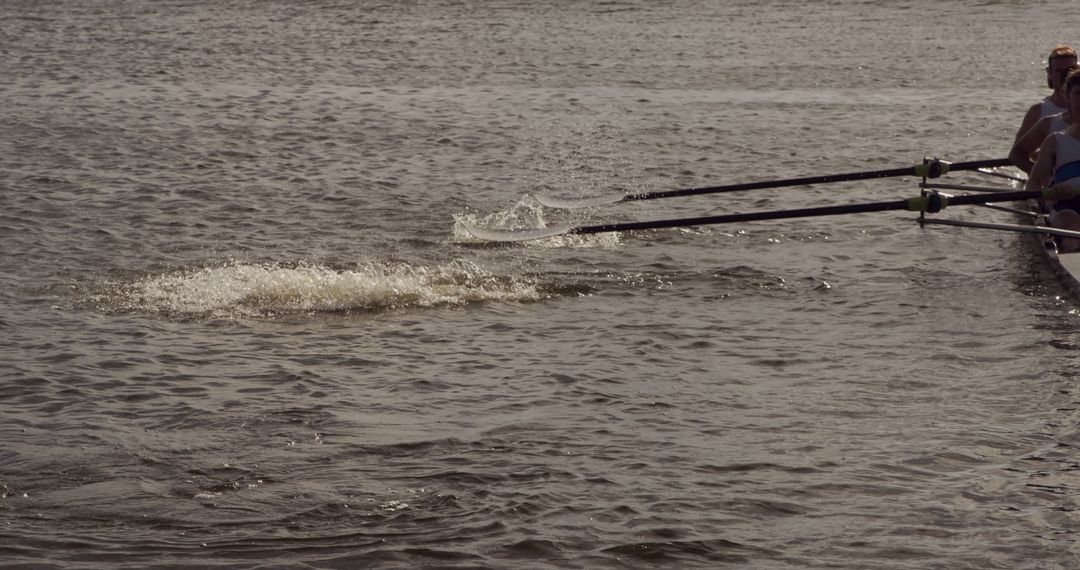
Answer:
1023;102;1044;121
1015;103;1046;141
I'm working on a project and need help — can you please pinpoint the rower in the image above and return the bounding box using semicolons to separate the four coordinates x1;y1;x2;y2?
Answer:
1027;68;1080;251
1012;45;1077;152
1009;63;1078;173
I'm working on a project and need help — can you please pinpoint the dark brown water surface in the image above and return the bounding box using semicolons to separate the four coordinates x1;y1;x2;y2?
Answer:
5;1;1080;568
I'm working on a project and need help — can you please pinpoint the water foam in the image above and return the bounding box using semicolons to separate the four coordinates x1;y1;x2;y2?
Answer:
108;260;547;319
451;196;621;248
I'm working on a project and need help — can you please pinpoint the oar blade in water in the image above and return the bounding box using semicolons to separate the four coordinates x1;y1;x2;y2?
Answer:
459;221;573;242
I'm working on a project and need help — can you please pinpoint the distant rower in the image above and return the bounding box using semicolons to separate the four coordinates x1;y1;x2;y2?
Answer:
1012;45;1077;159
1010;63;1079;173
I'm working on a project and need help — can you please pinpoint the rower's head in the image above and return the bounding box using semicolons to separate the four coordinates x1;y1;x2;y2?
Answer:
1062;68;1080;115
1047;45;1078;89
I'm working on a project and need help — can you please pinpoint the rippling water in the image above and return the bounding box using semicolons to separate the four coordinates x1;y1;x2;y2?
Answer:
6;1;1080;568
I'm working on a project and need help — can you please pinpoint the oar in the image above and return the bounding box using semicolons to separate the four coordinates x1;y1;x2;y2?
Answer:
975;203;1039;217
920;182;1019;194
462;188;1047;243
921;217;1080;240
533;157;1012;209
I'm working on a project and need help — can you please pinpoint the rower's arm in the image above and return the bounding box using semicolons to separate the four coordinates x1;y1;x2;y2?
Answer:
1010;116;1050;174
1027;134;1057;190
1013;103;1043;144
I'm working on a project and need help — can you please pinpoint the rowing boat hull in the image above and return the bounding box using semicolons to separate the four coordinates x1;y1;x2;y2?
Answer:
1042;240;1080;297
987;164;1080;297
1025;201;1080;297
1058;252;1080;293
973;166;1080;297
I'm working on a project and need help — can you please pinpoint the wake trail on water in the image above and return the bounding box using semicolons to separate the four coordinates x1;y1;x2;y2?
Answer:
86;260;578;319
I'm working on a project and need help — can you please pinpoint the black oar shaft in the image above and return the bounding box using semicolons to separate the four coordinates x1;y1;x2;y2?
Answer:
622;158;1011;202
572;201;908;235
569;189;1042;236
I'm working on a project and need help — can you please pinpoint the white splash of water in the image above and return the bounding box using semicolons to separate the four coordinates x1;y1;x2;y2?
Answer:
111;259;547;318
450;196;621;248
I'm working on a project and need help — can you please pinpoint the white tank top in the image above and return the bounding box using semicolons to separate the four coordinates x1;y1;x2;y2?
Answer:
1042;96;1067;119
1052;131;1080;185
1048;112;1070;134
